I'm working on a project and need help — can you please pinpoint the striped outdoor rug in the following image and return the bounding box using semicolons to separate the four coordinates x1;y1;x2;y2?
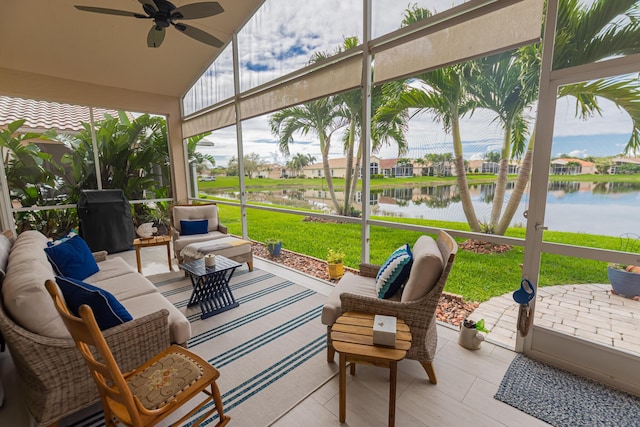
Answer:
62;266;338;426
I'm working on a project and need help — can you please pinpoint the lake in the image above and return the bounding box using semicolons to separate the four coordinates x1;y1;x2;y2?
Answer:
205;181;640;237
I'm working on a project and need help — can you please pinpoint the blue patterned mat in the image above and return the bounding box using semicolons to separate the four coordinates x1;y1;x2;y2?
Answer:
495;354;640;427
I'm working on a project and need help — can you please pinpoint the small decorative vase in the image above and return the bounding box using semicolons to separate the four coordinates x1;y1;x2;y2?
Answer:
328;262;344;280
458;320;485;350
204;254;216;267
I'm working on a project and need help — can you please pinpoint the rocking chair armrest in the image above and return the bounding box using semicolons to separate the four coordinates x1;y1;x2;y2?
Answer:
359;263;381;278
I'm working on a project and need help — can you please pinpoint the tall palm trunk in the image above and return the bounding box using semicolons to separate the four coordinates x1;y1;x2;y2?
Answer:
490;126;512;226
350;136;363;210
496;131;535;234
342;117;357;215
452;112;480;232
320;134;340;213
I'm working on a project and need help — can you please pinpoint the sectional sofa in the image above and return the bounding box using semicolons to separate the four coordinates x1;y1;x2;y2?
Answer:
0;230;190;426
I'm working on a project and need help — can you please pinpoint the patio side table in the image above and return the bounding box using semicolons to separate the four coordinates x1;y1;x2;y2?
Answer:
331;311;412;427
180;256;241;319
133;235;172;273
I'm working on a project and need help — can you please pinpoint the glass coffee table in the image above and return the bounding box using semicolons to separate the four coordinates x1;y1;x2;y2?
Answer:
179;255;241;319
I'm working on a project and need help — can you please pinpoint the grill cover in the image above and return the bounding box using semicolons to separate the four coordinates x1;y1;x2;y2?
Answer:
77;189;135;253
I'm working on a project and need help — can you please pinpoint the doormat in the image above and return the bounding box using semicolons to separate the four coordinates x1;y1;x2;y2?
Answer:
494;354;640;427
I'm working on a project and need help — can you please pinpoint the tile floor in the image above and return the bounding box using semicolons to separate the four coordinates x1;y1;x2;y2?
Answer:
0;244;551;426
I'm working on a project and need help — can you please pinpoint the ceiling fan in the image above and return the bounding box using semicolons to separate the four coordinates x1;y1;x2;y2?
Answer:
74;0;225;48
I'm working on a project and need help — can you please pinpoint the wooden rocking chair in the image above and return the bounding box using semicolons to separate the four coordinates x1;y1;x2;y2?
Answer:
45;280;230;427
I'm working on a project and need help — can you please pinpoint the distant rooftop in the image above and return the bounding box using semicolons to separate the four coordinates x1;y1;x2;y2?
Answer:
0;96;134;133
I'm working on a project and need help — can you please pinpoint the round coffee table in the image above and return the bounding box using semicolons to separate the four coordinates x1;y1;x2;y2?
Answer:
331;311;412;427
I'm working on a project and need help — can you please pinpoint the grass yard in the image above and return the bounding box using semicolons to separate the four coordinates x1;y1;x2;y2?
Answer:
215;203;612;303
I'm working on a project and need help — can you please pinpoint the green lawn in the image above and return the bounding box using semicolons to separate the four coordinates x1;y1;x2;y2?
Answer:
214;204;612;303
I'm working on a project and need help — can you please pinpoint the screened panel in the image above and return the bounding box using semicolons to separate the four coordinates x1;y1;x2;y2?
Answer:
372;0;471;39
239;55;362;120
373;0;544;84
182;44;234;117
552;1;640;71
237;0;362;92
182;103;236;139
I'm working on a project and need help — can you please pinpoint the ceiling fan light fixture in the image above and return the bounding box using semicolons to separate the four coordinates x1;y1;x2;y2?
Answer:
74;1;225;48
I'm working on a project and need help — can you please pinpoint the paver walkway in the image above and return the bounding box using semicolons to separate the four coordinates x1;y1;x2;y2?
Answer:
469;283;640;355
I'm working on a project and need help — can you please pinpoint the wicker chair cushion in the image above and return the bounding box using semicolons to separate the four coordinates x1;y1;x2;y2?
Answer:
128;351;203;409
321;272;378;325
375;243;413;299
173;205;219;233
401;236;444;303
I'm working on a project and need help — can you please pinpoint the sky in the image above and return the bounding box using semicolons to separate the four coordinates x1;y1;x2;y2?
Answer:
192;0;636;167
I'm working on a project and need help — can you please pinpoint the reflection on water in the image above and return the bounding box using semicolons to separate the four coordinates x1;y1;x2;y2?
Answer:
205;181;640;236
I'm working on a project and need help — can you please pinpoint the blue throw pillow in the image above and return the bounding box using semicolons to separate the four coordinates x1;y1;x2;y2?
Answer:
180;219;208;235
375;244;413;299
55;276;132;330
44;235;99;280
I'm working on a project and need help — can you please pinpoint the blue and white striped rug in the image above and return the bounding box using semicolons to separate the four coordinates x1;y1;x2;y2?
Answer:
62;266;338;426
495;354;640;427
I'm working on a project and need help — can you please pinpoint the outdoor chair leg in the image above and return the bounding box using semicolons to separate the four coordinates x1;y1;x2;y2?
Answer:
419;361;437;384
327;344;335;363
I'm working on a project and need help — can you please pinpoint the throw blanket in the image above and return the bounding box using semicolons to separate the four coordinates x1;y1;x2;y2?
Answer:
180;238;248;259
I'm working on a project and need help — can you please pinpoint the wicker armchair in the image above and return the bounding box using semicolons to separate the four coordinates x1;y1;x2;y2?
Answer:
171;204;228;263
323;231;457;384
0;301;170;426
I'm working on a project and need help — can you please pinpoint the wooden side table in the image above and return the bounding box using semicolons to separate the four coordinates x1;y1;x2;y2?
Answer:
133;235;172;273
331;311;411;427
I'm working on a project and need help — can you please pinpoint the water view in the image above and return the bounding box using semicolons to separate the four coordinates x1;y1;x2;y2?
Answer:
206;181;640;237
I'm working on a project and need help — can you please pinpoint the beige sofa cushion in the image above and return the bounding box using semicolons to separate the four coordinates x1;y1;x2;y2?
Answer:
84;257;135;282
87;271;158;301
1;231;65;338
121;292;191;345
401;235;444;303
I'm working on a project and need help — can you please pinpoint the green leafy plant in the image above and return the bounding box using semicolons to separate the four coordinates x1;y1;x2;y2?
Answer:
475;318;489;334
327;248;345;264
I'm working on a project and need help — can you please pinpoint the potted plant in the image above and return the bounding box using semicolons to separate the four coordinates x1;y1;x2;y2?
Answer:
145;202;171;236
607;233;640;299
327;248;345;280
265;238;282;257
607;263;640;299
458;318;489;350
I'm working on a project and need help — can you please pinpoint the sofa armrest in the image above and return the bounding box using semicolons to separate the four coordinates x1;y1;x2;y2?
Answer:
92;250;108;262
218;223;228;234
359;263;380;278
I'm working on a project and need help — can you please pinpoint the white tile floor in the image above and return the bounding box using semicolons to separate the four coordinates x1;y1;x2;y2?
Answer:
0;245;550;426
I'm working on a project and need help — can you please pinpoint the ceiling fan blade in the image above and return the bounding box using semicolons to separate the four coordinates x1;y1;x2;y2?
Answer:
74;5;143;18
138;0;158;15
174;23;223;47
147;25;166;48
172;2;224;20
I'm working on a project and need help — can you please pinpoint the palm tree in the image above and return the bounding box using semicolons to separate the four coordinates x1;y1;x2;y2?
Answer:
271;37;408;216
270;96;344;212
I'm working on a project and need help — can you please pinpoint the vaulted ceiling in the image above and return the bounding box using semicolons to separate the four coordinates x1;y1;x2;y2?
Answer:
0;0;262;102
